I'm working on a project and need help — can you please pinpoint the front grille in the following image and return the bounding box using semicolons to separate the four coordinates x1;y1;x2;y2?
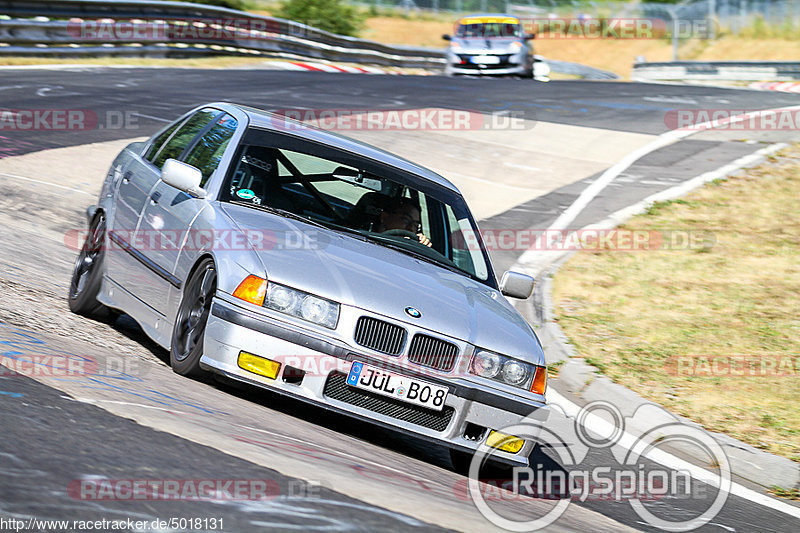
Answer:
354;316;406;355
324;372;454;432
407;334;459;372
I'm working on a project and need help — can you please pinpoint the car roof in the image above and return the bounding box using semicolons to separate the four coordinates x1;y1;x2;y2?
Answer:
207;102;462;195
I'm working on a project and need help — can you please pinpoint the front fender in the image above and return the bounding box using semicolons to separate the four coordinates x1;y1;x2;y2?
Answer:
166;204;267;325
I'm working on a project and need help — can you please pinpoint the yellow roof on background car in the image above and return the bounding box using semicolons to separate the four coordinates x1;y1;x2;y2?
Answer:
459;16;519;25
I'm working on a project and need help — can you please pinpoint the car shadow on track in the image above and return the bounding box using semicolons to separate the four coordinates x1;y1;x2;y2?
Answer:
102;311;571;492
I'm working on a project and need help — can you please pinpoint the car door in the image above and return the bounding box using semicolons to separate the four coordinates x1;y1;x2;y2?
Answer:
106;118;183;288
108;108;221;308
137;112;238;316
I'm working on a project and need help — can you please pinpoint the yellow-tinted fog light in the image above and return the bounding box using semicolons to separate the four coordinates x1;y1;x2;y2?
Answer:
238;351;281;379
486;430;524;454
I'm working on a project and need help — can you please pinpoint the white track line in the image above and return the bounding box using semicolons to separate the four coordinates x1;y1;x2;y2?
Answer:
516;104;800;274
0;171;93;195
548;389;800;519
599;142;787;227
516;105;800;518
135;112;171;123
516;142;787;275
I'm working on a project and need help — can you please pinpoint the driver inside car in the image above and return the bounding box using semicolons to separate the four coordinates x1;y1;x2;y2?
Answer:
376;197;432;247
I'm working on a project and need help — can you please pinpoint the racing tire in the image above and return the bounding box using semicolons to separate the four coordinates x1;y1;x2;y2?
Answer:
170;258;216;378
68;212;114;319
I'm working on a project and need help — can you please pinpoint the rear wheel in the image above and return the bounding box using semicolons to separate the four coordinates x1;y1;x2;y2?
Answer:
170;258;216;377
68;212;114;318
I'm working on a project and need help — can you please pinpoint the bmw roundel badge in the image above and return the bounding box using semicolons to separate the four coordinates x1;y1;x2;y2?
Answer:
404;306;422;318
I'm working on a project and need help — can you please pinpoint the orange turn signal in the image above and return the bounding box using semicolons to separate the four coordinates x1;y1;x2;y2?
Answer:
530;365;547;395
233;275;267;306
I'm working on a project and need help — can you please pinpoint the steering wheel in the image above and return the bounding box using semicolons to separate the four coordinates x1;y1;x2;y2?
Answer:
382;229;420;240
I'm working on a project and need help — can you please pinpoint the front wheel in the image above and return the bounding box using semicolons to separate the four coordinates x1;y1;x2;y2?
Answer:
170;258;216;377
68;212;113;318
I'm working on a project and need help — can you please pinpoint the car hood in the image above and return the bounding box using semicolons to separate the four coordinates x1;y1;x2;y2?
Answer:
220;203;543;361
452;37;521;53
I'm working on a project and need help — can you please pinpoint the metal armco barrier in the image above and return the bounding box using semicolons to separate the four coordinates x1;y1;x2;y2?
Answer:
544;58;618;80
632;61;800;82
0;0;612;79
0;0;445;68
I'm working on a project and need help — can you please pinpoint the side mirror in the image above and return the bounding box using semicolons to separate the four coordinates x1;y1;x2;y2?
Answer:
524;33;536;40
161;159;205;198
442;34;451;41
500;271;535;299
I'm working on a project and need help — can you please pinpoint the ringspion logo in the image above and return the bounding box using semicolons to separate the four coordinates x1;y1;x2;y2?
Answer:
467;401;731;531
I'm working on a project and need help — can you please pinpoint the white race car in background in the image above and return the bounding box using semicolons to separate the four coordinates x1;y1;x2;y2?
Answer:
443;13;550;80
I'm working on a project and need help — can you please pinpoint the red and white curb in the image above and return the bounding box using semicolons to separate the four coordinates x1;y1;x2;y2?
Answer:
266;60;432;75
750;81;800;93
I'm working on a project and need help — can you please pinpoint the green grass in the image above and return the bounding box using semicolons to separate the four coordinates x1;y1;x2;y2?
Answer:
553;144;800;462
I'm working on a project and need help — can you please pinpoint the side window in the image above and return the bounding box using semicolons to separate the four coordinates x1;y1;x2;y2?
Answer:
445;205;487;280
150;109;219;169
144;121;181;162
183;114;238;186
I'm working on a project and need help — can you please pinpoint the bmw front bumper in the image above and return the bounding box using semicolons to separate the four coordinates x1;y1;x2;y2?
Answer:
448;65;529;76
201;296;548;465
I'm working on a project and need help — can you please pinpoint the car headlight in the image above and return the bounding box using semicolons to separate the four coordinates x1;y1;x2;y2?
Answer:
509;41;523;51
470;349;546;393
264;282;339;329
451;41;461;49
471;350;502;378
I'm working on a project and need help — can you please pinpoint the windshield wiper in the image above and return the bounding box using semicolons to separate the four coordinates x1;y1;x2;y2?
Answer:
228;200;329;230
229;201;376;242
365;235;465;276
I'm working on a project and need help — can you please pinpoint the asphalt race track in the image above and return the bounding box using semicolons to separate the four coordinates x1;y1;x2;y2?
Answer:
1;68;800;532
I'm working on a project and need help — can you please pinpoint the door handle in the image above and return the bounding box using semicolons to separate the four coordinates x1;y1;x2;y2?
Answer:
122;170;132;184
150;191;161;205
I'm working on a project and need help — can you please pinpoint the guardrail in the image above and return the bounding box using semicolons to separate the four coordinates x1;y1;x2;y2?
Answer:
632;61;800;83
0;0;614;79
0;0;446;68
544;59;618;80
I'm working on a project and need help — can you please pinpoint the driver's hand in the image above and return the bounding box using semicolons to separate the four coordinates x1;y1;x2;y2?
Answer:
417;233;432;247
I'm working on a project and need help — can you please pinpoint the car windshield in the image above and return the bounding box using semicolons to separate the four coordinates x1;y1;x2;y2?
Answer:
456;20;521;38
220;140;492;284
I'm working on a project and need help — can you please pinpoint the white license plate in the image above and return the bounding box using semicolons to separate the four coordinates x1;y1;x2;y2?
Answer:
471;55;500;64
346;362;448;411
